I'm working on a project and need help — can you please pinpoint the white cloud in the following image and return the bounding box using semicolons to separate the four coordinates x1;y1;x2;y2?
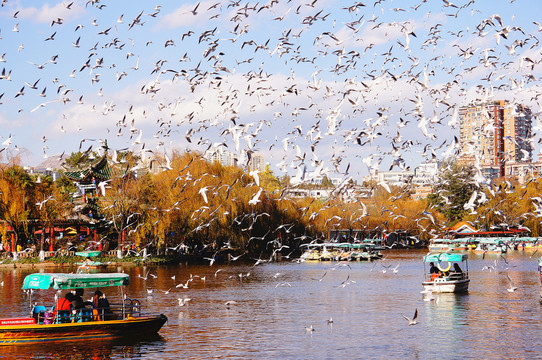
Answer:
157;0;222;30
14;2;85;24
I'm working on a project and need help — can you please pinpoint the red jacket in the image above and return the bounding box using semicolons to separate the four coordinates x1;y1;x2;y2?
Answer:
55;297;72;314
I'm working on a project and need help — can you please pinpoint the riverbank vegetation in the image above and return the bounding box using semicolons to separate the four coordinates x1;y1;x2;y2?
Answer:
1;151;541;259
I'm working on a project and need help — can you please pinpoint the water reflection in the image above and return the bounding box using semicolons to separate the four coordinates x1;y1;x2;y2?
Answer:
0;335;165;360
1;251;542;359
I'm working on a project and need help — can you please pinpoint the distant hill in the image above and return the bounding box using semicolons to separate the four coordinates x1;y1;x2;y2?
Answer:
35;154;65;170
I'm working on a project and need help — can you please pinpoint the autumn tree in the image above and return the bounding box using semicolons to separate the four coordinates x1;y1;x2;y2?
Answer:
0;162;34;249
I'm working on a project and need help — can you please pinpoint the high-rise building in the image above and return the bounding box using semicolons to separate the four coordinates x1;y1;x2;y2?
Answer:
458;100;532;177
204;147;238;167
248;153;265;172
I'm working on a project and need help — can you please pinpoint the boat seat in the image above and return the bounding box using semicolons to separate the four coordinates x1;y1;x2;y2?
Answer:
76;308;93;322
32;305;47;324
57;310;71;324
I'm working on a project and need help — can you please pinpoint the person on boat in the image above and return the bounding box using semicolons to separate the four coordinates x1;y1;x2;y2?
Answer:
54;292;74;323
72;288;91;309
92;290;114;321
452;263;462;274
429;262;441;280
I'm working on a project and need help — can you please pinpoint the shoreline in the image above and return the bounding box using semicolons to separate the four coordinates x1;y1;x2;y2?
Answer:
0;261;138;269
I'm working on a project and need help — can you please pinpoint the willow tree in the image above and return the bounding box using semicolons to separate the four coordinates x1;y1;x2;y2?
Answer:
471;177;542;235
0;162;34;248
98;170;146;254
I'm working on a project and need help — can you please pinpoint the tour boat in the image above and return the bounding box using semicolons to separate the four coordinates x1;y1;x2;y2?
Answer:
422;252;470;293
300;242;383;262
428;238;472;252
0;273;167;345
300;244;322;262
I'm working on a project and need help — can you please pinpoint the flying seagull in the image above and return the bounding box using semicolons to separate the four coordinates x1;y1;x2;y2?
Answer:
402;308;418;326
506;274;518;292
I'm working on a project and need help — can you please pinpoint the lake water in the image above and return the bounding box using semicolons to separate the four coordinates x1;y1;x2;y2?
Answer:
1;250;541;359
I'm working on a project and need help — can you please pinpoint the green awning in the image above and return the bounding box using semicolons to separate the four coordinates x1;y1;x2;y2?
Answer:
423;253;468;263
22;273;129;290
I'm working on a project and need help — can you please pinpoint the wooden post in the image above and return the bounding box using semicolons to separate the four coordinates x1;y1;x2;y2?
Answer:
49;227;53;252
117;230;125;259
94;229;97;250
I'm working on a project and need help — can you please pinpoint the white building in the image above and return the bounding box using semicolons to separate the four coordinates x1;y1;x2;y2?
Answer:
364;161;440;187
304;176;343;186
374;170;415;186
204;148;238;167
412;161;440;185
248;153;265;171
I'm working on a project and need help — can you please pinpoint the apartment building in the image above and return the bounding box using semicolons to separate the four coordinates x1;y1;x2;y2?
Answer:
458;100;532;177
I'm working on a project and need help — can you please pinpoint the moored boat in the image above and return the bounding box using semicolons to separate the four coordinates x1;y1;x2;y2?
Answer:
428;238;472;252
422;253;470;293
76;251;108;269
472;238;507;254
0;273;167;345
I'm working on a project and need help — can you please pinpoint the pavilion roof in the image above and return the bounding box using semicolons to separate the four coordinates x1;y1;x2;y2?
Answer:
63;155;114;183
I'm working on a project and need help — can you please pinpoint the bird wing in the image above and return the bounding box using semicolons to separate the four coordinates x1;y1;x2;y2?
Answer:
506;274;515;287
413;308;418;321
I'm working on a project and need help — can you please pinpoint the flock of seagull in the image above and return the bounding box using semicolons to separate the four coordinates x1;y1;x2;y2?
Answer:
0;0;540;188
0;1;539;251
116;249;527;332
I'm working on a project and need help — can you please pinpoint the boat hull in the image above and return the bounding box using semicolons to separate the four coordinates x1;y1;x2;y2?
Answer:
0;314;167;345
422;279;470;293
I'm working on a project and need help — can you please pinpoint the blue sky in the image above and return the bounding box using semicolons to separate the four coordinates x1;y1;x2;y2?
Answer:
0;0;540;182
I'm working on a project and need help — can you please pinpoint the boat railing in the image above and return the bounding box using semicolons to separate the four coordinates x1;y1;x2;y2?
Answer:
426;271;467;282
447;272;467;281
122;298;141;318
32;299;144;324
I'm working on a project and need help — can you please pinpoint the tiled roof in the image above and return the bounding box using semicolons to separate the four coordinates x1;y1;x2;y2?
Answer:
64;155;113;183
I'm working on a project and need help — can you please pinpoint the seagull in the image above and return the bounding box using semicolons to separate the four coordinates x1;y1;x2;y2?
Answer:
423;293;436;302
225;300;237;307
178;297;191;306
203;255;216;266
189;2;200;15
312;271;327;281
230;253;245;261
199;186;210;204
176;281;189;289
402;309;418;326
214;269;224;277
506;274;518;292
305;325;315;332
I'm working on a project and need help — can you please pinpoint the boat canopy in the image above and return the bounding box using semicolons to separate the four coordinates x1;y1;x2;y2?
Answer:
423;253;468;263
75;250;101;258
22;273;129;290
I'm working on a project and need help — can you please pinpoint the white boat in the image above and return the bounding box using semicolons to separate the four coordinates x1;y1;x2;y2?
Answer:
422;253;470;293
428;238;472;252
473;238;507;254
